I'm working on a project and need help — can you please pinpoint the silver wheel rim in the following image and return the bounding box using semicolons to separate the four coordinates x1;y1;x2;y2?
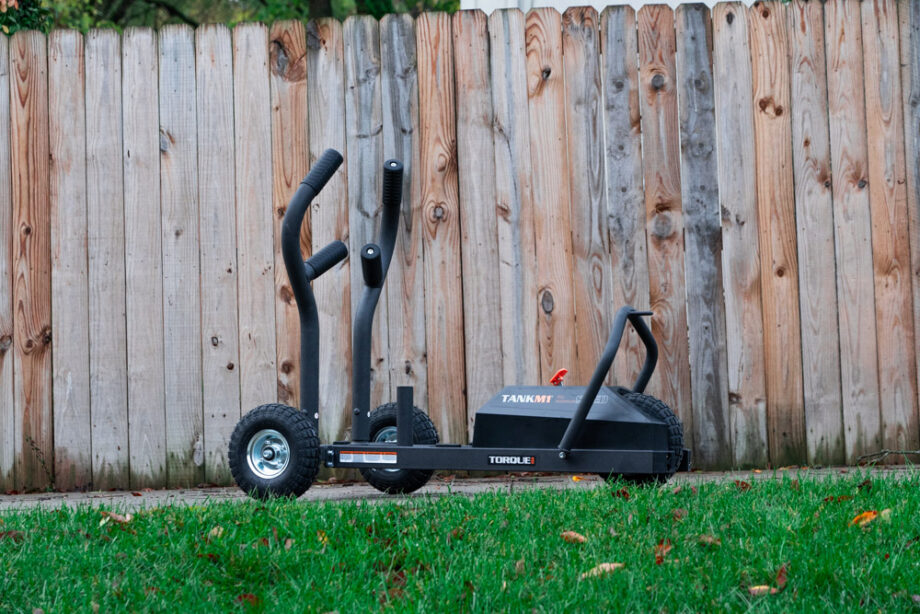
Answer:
374;426;400;473
246;429;291;479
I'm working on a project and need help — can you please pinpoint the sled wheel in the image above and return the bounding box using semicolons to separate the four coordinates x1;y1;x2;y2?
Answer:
360;403;439;494
597;392;684;485
229;404;320;500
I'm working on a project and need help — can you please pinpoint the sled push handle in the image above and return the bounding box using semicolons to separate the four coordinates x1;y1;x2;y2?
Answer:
557;306;658;457
281;148;346;421
351;159;405;442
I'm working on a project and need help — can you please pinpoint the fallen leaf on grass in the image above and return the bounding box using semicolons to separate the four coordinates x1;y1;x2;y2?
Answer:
236;594;259;606
698;534;721;548
0;531;24;543
879;509;892;521
207;526;224;541
196;553;219;562
284;538;294;551
850;511;878;527
99;511;133;526
672;508;688;521
562;530;587;544
317;530;330;546
612;488;630;500
654;539;672;565
734;480;751;492
580;562;624;579
747;563;788;596
823;495;853;503
775;563;788;590
671;486;683;495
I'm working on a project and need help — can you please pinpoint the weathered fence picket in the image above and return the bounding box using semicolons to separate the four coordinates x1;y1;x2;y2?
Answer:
122;27;165;489
158;25;204;487
749;1;806;466
9;31;53;490
197;24;240;485
48;30;91;490
787;0;844;466
825;0;882;462
712;2;768;468
862;0;919;456
637;5;693;446
3;1;920;491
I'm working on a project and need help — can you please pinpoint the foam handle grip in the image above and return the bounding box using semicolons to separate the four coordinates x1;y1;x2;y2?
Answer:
302;148;344;193
361;243;384;288
381;159;404;212
304;240;348;281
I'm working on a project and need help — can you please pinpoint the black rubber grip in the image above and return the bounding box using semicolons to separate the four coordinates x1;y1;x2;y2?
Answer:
361;243;384;288
381;159;404;212
304;240;348;281
302;149;344;193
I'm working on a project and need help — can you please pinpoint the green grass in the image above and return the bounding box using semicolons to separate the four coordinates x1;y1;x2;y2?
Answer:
1;472;919;612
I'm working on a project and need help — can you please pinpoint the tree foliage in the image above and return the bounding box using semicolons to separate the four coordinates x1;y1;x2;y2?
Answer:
0;0;459;33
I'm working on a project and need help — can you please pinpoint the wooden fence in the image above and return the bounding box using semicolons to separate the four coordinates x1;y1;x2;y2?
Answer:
2;0;919;490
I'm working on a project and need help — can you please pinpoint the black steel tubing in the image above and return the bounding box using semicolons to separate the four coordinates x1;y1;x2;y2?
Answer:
352;160;404;441
397;386;414;447
557;306;656;455
281;148;344;421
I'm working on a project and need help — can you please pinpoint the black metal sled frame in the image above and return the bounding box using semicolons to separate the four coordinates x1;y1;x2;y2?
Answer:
282;149;686;477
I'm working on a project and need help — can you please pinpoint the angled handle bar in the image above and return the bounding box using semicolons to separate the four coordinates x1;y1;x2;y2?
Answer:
557;306;658;456
281;148;344;419
351;159;404;441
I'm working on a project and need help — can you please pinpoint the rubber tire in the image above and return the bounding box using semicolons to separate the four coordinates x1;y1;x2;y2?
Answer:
229;404;320;500
359;403;439;494
597;392;684;484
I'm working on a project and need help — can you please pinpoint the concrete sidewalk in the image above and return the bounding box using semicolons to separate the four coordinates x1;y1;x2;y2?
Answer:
0;465;913;512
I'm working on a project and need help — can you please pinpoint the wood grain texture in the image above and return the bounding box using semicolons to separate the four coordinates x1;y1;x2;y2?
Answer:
563;7;613;384
900;0;920;451
233;23;278;418
9;31;53;490
85;29;129;488
380;14;429;407
123;28;165;488
453;9;502;435
488;8;540;386
525;8;577;384
197;24;241;484
344;15;390;408
306;18;352;442
159;25;204;486
675;4;731;468
749;0;806;465
637;6;693;439
48;30;91;490
787;0;844;465
711;3;768;467
0;35;13;490
600;6;651;388
824;0;882;461
417;12;467;442
269;20;310;409
862;0;919;454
